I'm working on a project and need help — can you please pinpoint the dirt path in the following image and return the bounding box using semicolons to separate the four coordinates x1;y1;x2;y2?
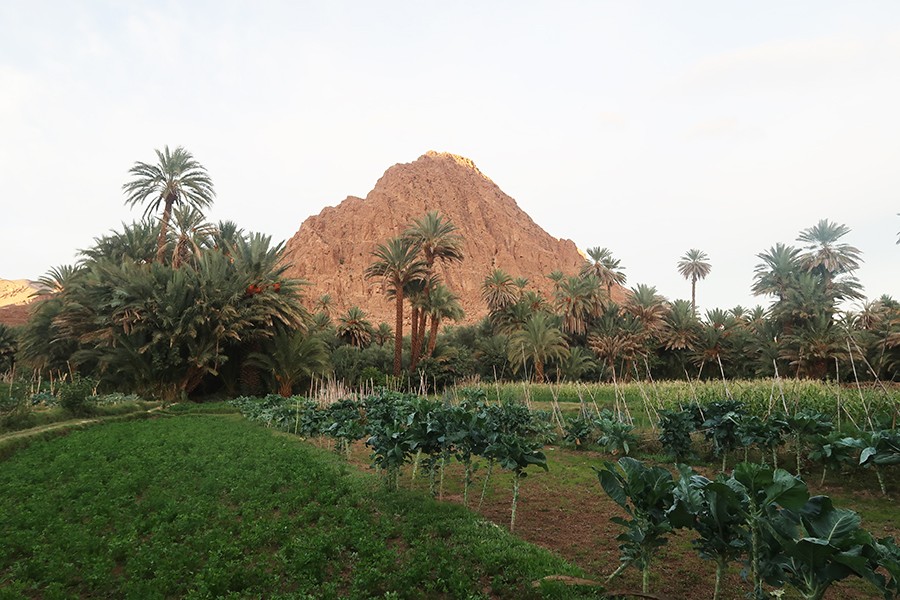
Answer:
0;406;165;444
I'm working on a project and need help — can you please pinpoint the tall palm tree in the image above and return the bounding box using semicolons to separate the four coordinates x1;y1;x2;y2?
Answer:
0;324;17;373
171;206;216;268
481;268;518;313
554;275;599;336
365;237;428;376
752;243;802;300
404;211;464;365
123;145;215;263
373;322;394;347
581;246;626;298
507;312;569;382
677;249;711;315
797;219;862;278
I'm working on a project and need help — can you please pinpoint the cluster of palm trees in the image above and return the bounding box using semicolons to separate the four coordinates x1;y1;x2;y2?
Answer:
468;220;898;384
364;212;465;376
15;147;316;401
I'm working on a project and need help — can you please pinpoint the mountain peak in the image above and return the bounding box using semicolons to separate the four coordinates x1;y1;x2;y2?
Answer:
282;152;587;324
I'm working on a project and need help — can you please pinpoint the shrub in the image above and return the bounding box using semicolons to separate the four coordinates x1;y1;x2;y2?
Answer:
57;378;97;417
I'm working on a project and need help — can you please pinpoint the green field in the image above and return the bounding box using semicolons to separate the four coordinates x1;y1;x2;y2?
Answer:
0;415;600;600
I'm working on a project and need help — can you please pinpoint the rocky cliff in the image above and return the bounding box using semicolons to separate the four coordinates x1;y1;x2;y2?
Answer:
282;151;597;325
0;279;39;327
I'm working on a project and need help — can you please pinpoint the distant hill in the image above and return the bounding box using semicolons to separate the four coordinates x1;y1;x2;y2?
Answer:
282;151;622;325
0;279;40;327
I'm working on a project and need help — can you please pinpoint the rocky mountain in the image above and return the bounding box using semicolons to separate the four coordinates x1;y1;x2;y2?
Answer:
282;151;615;325
0;279;40;327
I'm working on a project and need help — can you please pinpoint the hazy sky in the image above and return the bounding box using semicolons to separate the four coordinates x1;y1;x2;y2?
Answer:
1;1;898;313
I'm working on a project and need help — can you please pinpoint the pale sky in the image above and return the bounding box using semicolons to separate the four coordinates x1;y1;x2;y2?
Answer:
1;1;898;313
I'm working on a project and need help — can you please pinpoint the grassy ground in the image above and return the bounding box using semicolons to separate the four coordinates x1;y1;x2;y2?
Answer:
0;415;603;600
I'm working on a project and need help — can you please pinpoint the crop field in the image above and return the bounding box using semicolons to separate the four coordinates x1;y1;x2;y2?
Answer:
0;414;600;600
2;383;898;600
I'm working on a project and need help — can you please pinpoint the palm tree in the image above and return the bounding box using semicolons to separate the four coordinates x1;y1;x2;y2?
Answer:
171;206;216;268
677;249;711;315
373;322;394;347
404;211;464;365
481;268;518;313
247;328;330;396
507;312;569;382
797;219;862;278
752;243;802;300
0;324;17;373
554;275;599;336
123;145;215;263
365;237;428;376
424;283;464;356
581;246;626;298
337;306;374;348
314;294;333;316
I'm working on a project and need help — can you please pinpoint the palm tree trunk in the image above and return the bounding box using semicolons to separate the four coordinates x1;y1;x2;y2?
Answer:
535;359;544;383
691;278;697;315
393;286;404;376
410;305;420;369
413;310;427;370
427;313;440;356
155;198;174;263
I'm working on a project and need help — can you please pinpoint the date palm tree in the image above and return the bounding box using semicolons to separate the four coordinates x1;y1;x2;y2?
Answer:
797;219;861;278
247;328;330;396
581;246;627;299
337;306;374;348
373;322;394;347
752;243;802;300
0;324;17;373
481;268;518;313
365;237;428;376
507;312;568;382
405;211;464;365
123;145;215;264
677;249;711;315
554;275;600;336
424;283;464;356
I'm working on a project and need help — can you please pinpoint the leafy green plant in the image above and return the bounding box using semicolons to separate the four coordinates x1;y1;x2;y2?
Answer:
736;414;787;467
807;431;858;486
672;465;747;600
658;409;696;462
57;377;97;417
772;495;884;600
729;462;809;599
702;406;744;472
784;411;833;478
854;428;900;496
484;432;548;532
323;398;365;457
563;415;595;450
596;416;637;457
595;457;684;594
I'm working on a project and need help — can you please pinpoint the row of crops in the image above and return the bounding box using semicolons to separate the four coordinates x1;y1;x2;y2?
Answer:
230;389;554;531
567;399;899;495
230;388;900;599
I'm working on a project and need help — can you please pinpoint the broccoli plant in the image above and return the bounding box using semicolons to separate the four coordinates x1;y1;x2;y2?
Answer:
595;457;684;594
854;428;900;496
730;462;809;599
563;414;596;450
672;465;748;600
596;416;637;457
771;495;884;600
784;411;833;478
658;408;696;462
484;431;548;532
807;431;858;486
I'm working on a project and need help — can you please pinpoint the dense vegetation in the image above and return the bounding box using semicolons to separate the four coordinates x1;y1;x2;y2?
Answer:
0;415;603;599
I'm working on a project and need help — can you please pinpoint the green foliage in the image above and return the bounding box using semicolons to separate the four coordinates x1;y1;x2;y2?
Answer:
0;416;598;599
57;377;97;416
658;409;696;462
595;457;681;593
595;415;637;457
